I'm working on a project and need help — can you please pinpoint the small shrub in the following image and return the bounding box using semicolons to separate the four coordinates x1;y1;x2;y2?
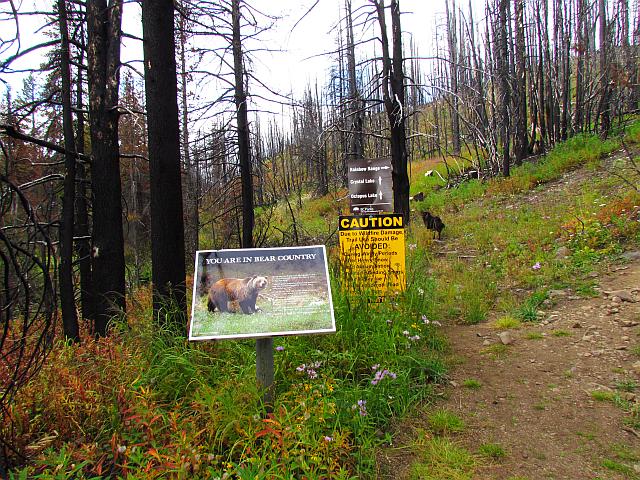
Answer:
602;458;637;476
481;344;510;358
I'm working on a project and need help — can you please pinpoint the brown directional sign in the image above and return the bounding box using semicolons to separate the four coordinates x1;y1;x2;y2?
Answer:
348;157;393;214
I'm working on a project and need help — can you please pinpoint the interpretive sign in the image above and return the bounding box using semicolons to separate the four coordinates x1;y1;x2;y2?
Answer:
190;246;335;341
338;214;406;298
348;157;393;214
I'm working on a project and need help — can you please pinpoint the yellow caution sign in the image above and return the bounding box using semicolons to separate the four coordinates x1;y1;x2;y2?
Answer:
338;214;406;299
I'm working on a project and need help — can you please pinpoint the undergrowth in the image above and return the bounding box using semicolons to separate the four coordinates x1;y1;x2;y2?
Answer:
7;122;640;478
7;257;447;478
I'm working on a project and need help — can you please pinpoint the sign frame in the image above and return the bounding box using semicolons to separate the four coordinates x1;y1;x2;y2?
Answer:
189;245;335;341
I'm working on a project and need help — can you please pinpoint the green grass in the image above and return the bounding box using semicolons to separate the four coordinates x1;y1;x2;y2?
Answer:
12;117;640;479
551;330;571;337
410;436;477;480
477;443;507;460
525;332;544;340
480;344;510;358
462;379;482;390
428;409;466;435
591;390;616;402
493;316;522;330
601;458;640;478
615;379;638;393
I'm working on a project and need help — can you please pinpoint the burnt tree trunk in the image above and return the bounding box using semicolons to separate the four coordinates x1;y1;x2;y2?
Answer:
513;0;528;163
446;0;461;155
346;0;365;161
375;0;410;222
497;0;511;176
74;30;95;326
86;0;125;336
597;0;611;137
142;0;187;329
232;0;254;248
57;0;79;342
574;0;586;132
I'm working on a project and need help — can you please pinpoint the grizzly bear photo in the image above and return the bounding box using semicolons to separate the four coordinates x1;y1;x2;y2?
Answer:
207;275;268;314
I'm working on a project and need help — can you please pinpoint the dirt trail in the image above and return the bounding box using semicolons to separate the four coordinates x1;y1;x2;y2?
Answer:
380;161;640;479
443;259;640;479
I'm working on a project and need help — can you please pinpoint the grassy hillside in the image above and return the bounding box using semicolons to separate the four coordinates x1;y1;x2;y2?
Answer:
7;123;640;479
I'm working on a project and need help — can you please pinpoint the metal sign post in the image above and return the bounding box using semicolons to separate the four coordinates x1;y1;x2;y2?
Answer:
256;337;274;409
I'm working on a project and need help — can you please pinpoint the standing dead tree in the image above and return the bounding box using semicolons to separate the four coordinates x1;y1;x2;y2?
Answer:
0;170;57;470
86;0;126;336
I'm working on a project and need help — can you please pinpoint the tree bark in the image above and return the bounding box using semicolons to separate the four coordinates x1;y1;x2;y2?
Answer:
346;0;365;161
497;0;511;176
57;0;80;342
446;0;461;155
375;0;410;222
574;0;586;132
86;0;126;336
142;0;187;330
74;35;95;326
597;0;611;137
232;0;254;248
513;0;528;163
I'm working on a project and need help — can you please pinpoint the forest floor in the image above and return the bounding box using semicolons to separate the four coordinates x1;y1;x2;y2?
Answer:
380;159;640;479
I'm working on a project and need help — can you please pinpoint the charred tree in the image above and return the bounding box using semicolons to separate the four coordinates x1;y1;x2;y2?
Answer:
232;0;254;248
513;0;528;163
57;0;79;342
345;0;364;161
375;0;410;222
597;0;611;137
142;0;187;329
86;0;126;336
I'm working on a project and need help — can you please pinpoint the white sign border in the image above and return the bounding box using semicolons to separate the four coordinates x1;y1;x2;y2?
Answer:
189;245;336;341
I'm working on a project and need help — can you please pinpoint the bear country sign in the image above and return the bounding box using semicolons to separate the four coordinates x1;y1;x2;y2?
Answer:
189;246;335;341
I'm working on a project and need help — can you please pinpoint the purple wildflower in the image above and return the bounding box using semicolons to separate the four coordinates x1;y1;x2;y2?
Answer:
371;368;397;385
324;436;333;442
276;346;285;351
532;262;541;270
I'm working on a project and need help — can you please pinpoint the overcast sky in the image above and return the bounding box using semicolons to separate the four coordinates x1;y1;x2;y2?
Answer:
2;1;480;123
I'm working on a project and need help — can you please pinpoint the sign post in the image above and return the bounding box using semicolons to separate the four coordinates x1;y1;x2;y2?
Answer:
256;337;274;408
189;246;335;410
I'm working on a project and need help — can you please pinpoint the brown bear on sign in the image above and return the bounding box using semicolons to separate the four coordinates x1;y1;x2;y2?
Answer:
207;275;268;314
